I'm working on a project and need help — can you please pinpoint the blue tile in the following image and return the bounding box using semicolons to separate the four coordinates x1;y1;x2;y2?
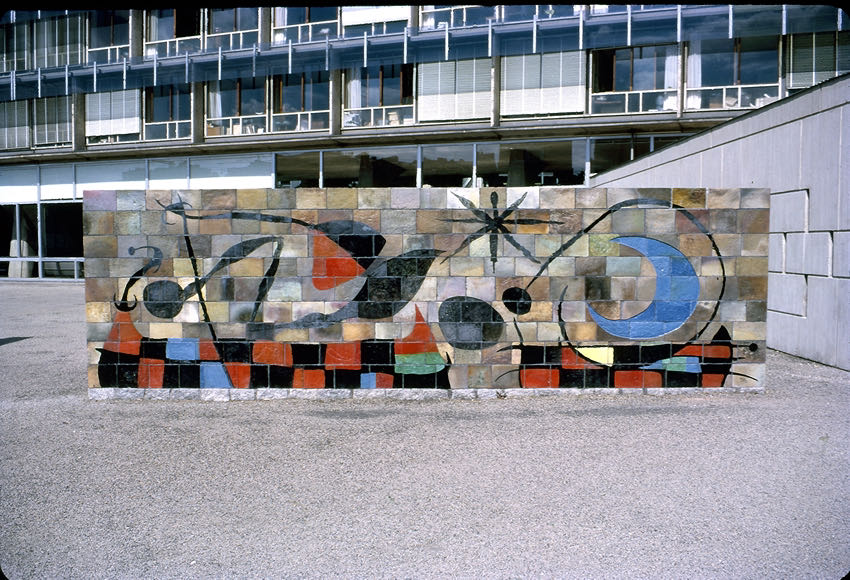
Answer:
200;362;233;388
166;338;199;361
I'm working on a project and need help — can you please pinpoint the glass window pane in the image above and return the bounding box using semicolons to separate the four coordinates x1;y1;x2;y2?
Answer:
210;80;239;117
682;8;728;42
210;9;235;33
732;5;781;38
584;18;628;49
149;158;189;189
477;141;585;187
614;49;632;91
691;38;735;87
240;78;266;115
190;153;273;189
276;151;320;188
237;8;259;31
40;164;75;200
0;205;14;258
41;203;83;258
323;147;417;188
786;5;838;35
150;9;175;41
310;7;337;23
631;12;677;46
590;137;632;176
422;144;473;188
310;72;330;110
739;36;778;85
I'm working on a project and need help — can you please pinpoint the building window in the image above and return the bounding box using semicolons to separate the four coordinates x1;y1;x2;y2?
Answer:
33;96;71;147
343;64;413;127
0;100;30;150
273;7;339;44
1;203;39;278
0;21;31;72
322;147;417;188
420;5;496;30
207;8;259;51
591;45;678;114
421;144;474;188
145;84;191;140
271;71;330;132
85;89;141;144
341;6;408;37
686;37;779;110
40;202;83;278
477;140;585;187
88;10;130;63
207;77;267;136
145;9;202;57
501;51;584;116
33;13;84;68
418;58;492;121
788;31;850;90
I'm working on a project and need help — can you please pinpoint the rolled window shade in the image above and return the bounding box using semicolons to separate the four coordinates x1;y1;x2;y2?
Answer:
417;58;491;121
0;100;30;149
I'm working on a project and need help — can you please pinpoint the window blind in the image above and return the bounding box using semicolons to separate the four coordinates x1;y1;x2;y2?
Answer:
501;51;585;115
417;58;491;121
0;100;30;149
789;32;846;88
34;96;71;145
85;90;141;136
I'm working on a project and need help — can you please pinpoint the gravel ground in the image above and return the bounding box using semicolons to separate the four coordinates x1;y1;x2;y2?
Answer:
1;281;848;579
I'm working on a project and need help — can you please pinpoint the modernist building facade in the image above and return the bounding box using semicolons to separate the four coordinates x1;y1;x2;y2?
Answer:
0;5;848;279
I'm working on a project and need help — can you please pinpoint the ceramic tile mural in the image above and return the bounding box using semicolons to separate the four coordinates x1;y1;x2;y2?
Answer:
84;187;768;393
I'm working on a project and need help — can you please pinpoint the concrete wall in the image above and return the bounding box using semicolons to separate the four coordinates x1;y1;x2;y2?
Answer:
590;75;849;370
83;187;767;396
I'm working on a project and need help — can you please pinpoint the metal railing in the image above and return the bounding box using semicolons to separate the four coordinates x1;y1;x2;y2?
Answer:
205;29;259;52
271;21;338;45
205;114;267;136
342;105;414;128
144;120;191;141
87;44;130;64
271;111;329;133
590;89;678;114
144;36;202;58
684;84;780;110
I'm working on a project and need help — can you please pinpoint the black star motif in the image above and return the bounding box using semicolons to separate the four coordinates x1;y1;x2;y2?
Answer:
441;191;561;272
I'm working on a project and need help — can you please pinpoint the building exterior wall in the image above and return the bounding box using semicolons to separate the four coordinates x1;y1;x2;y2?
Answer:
84;186;767;396
589;75;849;369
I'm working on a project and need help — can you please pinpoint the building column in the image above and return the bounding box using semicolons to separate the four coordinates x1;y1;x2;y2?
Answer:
329;68;342;136
191;82;206;144
71;92;86;152
491;53;501;128
258;7;272;46
129;10;144;60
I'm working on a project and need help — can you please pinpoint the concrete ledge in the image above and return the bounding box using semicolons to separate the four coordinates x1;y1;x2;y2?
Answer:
89;385;765;401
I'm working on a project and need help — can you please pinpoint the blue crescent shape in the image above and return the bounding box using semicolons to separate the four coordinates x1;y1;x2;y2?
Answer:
587;236;700;339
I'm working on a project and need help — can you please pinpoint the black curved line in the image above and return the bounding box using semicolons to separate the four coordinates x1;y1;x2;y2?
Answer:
114;245;162;311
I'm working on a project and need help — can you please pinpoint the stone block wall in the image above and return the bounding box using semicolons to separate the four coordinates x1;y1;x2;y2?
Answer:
84;187;767;396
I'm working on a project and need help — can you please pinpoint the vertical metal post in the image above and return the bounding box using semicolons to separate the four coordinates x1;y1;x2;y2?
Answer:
93;61;97;92
533;14;537;53
218;46;222;81
677;5;682;43
728;5;733;39
65;64;69;95
11;70;15;101
444;23;449;60
626;5;631;46
364;32;368;67
579;8;584;51
416;145;422;187
782;5;787;36
153;52;157;86
318;151;324;189
403;27;408;64
124;57;128;89
288;40;292;74
185;53;189;84
38;67;42;98
488;19;492;57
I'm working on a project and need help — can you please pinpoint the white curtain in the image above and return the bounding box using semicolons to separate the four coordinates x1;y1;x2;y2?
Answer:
664;48;678;89
346;68;362;109
208;83;222;118
686;40;702;109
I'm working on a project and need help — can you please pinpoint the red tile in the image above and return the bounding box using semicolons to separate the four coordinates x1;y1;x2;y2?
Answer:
138;358;164;388
520;368;560;388
293;368;326;389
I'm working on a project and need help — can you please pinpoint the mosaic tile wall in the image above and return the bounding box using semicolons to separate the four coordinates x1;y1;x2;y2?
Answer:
84;187;768;393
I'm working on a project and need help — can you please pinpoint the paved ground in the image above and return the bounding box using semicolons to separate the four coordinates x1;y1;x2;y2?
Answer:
0;280;848;579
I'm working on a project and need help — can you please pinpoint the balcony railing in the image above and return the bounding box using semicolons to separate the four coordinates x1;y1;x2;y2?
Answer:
206;30;259;52
271;110;329;132
343;105;414;128
206;114;266;136
87;44;130;64
590;90;678;115
144;120;191;141
272;21;338;45
685;84;779;110
144;36;203;58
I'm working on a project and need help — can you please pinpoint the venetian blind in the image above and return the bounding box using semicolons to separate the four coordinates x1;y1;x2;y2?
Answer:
417;58;492;121
501;51;585;116
0;100;30;150
33;96;71;146
85;90;141;137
